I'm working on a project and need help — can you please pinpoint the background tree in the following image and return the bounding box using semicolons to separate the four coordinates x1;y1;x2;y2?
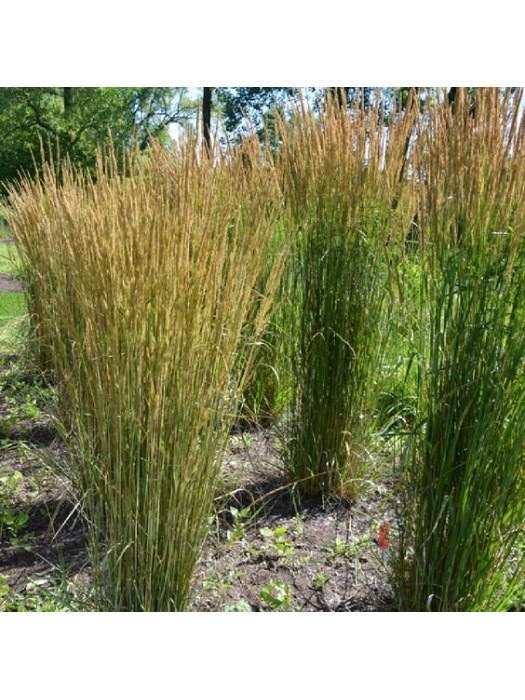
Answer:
216;88;391;141
215;88;301;139
0;87;194;186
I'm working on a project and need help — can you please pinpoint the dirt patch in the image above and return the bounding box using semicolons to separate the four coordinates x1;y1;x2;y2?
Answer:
0;274;23;293
190;432;394;611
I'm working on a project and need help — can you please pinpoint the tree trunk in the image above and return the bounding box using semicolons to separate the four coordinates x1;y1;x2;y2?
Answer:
63;88;74;155
447;87;458;112
63;87;73;115
203;87;212;154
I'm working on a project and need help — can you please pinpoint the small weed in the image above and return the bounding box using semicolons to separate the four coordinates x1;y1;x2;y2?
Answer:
225;506;253;544
203;576;232;593
244;540;261;560
0;469;32;549
222;565;247;585
1;512;32;551
0;368;54;430
0;414;16;437
0;575;10;611
293;512;305;536
260;525;295;559
313;572;329;591
203;566;247;596
20;400;41;421
2;575;93;612
298;554;313;566
260;580;294;611
324;535;359;560
0;469;24;495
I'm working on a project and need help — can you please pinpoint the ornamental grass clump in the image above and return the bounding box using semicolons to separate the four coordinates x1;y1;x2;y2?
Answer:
393;88;525;611
276;94;416;498
8;136;283;611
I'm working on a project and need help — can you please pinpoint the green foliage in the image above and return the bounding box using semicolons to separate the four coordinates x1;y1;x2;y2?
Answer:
260;525;295;559
259;580;294;611
0;470;32;551
225;506;254;544
216;88;299;138
313;572;329;591
0;575;10;611
393;88;525;611
1;574;95;612
0;87;194;186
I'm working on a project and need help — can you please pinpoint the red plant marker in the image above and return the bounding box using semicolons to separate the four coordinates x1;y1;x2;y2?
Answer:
378;522;390;550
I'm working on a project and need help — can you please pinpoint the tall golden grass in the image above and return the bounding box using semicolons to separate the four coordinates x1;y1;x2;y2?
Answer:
8;135;284;610
275;93;416;497
7;88;525;612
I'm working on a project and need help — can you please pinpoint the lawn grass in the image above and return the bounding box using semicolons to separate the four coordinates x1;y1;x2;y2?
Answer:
0;212;10;239
0;291;26;324
0;242;20;274
0;291;27;352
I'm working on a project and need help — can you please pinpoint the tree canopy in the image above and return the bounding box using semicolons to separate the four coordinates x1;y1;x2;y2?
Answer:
0;87;194;185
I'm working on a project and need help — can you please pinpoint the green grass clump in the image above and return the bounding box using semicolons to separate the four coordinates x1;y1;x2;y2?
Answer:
276;95;416;498
393;88;525;611
8;136;284;611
